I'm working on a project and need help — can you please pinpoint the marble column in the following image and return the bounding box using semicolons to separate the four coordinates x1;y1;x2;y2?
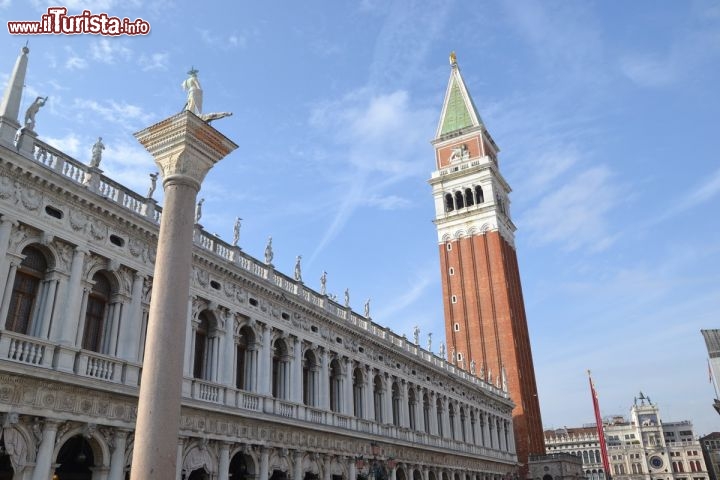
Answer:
58;247;87;343
130;111;237;480
365;367;375;422
218;443;230;480
108;430;129;480
0;215;18;298
293;451;304;480
348;457;357;480
0;260;18;330
175;438;185;480
117;273;145;361
319;349;329;409
259;448;270;480
259;324;272;395
30;420;59;480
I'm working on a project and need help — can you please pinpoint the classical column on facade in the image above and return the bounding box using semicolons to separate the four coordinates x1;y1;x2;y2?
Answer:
218;443;231;480
175;438;185;480
30;420;59;480
441;397;451;439
259;447;270;480
117;272;145;361
52;246;88;370
183;297;196;378
319;348;330;410
221;310;236;387
364;366;375;422
0;215;17;298
506;420;516;453
343;357;354;416
293;451;304;480
0;46;30;147
292;337;303;404
108;429;130;480
400;380;410;428
383;375;393;425
322;455;331;480
429;392;439;436
258;324;272;396
130;111;237;480
348;456;357;480
0;257;19;329
481;412;490;448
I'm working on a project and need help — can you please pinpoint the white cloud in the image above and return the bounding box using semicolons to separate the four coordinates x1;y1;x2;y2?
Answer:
307;88;435;262
72;98;153;130
90;38;132;64
197;28;247;50
42;132;83;158
138;52;169;72
64;50;87;70
520;166;620;252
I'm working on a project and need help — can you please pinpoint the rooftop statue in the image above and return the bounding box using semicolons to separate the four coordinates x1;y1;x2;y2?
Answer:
90;137;105;168
24;96;47;131
182;67;203;115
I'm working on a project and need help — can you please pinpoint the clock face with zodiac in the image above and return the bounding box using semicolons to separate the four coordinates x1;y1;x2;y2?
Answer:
649;456;664;470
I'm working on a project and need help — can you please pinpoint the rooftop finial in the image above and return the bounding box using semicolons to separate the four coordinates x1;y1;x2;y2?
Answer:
449;51;457;67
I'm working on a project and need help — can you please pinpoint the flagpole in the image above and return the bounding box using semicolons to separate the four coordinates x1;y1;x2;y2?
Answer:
588;370;612;480
709;359;719;399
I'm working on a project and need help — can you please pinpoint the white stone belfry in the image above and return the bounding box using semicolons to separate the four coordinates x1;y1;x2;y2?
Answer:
131;110;237;480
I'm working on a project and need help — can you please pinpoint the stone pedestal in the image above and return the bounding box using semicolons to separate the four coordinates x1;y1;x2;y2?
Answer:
130;111;237;480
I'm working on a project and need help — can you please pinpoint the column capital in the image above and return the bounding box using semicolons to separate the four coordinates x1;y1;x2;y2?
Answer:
0;215;18;227
134;111;238;191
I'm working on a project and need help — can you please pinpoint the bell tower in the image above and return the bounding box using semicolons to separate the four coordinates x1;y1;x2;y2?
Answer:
429;53;545;471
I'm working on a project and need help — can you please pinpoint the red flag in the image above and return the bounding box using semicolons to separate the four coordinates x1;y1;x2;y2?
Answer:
709;359;714;384
588;371;612;480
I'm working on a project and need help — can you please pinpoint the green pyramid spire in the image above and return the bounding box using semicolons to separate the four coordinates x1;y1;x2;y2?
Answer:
436;53;483;138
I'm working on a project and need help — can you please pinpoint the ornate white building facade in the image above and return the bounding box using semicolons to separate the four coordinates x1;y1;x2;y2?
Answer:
545;396;708;480
0;48;518;480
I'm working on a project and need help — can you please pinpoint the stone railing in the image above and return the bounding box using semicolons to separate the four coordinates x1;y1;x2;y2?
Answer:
21;136;507;402
431;155;491;179
0;330;54;368
30;138;163;224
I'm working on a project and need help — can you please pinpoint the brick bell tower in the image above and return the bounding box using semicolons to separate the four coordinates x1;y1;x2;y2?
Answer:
429;52;545;472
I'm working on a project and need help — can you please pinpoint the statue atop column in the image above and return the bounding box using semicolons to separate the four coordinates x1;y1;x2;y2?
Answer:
364;298;370;318
24;96;47;131
90;137;105;168
413;325;420;345
344;288;350;308
439;341;446;358
182;67;203;115
470;359;476;375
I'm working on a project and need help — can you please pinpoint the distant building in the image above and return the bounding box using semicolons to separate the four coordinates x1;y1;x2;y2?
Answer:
528;453;584;480
545;394;709;480
701;433;720;480
701;330;720;414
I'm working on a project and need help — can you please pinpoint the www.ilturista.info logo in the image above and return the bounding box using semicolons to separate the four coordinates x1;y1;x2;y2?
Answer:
8;7;150;35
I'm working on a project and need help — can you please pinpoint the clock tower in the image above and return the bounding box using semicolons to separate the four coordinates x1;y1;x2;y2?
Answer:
429;53;545;472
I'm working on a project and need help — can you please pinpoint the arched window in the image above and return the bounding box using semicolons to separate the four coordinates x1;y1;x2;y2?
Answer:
236;325;257;391
445;193;454;212
454;191;464;209
465;188;474;207
408;387;417;430
193;312;211;380
353;367;364;418
272;338;291;399
583;451;589;464
391;382;401;426
422;394;431;434
82;272;112;353
329;358;343;413
459;407;467;442
303;350;319;406
7;246;47;335
436;397;444;437
474;186;484;204
373;374;384;423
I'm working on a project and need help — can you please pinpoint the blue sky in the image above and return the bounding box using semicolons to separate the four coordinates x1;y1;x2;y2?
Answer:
1;1;719;433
